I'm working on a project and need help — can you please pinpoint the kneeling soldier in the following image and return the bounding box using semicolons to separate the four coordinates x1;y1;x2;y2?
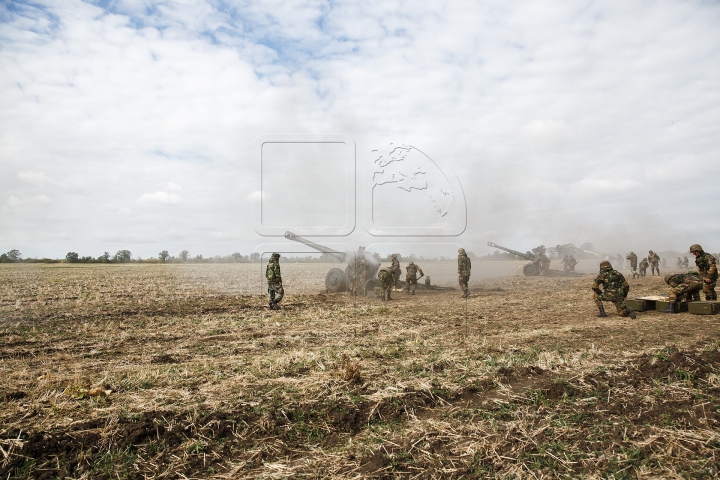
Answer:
662;273;702;313
592;260;636;319
639;258;649;277
405;262;424;295
378;266;396;301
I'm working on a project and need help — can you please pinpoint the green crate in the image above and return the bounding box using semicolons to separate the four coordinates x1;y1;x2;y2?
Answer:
655;301;688;313
626;299;653;312
688;301;720;315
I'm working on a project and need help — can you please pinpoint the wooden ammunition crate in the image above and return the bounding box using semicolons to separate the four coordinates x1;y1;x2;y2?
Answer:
688;301;720;315
655;301;688;313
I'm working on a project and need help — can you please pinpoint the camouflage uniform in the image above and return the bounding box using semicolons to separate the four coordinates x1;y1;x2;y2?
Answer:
405;262;424;294
266;254;284;309
648;251;660;276
458;248;471;297
639;258;648;277
566;255;577;273
346;255;358;296
539;254;551;275
626;252;638;278
682;256;689;268
356;248;367;294
592;261;635;318
377;267;396;301
664;273;702;302
391;254;402;289
691;245;718;300
561;255;570;270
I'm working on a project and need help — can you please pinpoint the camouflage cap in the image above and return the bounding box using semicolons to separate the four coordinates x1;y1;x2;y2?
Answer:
409;261;414;265
599;260;612;270
458;248;466;254
689;244;703;253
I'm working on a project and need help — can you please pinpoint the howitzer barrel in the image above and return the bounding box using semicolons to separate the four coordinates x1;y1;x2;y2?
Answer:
284;231;346;262
487;242;537;261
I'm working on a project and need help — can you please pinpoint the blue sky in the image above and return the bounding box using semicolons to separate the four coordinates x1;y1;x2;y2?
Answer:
1;0;719;259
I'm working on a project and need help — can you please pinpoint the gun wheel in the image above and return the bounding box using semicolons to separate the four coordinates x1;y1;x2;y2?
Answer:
325;268;347;293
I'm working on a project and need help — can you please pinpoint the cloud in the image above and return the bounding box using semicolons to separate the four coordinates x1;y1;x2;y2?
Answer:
166;182;182;190
136;191;183;206
118;207;135;215
521;119;574;150
16;171;81;189
4;194;52;211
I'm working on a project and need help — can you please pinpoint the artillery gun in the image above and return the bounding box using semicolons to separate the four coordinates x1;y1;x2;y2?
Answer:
284;232;380;294
487;241;559;276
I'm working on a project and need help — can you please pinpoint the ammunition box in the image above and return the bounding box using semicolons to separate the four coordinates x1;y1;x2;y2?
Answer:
688;301;720;315
655;301;688;313
625;299;653;312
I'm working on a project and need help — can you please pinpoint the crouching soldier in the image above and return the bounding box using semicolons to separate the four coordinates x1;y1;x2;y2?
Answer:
639;258;649;277
592;261;636;319
405;262;424;295
378;267;396;301
266;253;283;310
662;273;703;313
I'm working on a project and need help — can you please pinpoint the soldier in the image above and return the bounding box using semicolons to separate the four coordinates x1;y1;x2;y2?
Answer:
566;255;577;273
458;248;471;298
346;253;358;296
639;257;649;277
682;256;689;268
676;257;682;269
356;247;367;294
377;266;396;301
690;244;718;300
648;250;660;276
390;254;402;290
266;253;284;310
626;252;638;278
405;262;424;295
662;273;703;312
592;260;636;319
539;253;551;275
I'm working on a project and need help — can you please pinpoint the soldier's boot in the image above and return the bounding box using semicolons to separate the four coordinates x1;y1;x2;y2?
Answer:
625;308;636;320
462;290;470;298
662;302;676;313
269;301;276;310
597;305;607;317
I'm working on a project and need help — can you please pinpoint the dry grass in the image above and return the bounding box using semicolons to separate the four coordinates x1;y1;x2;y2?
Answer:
0;263;718;478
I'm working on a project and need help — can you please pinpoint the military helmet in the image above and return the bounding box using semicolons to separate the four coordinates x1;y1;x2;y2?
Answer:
664;274;674;284
458;248;466;254
391;253;397;258
599;260;612;270
408;261;414;265
689;244;703;253
271;252;280;259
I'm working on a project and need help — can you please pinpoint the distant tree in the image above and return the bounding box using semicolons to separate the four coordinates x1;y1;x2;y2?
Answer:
80;256;93;263
179;250;189;262
194;254;203;262
66;252;79;263
231;252;243;262
4;249;21;262
0;254;7;263
98;252;111;263
250;252;261;262
115;250;132;263
159;250;170;262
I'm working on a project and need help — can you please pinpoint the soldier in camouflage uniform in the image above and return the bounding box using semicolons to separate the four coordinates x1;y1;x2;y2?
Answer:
377;266;396;301
592;261;636;319
690;244;718;300
346;254;358;296
639;258;649;277
458;248;471;298
626;252;638;278
661;273;703;312
266;253;284;310
356;247;367;295
648;250;660;276
682;256;689;268
405;262;424;295
566;255;577;273
390;254;402;290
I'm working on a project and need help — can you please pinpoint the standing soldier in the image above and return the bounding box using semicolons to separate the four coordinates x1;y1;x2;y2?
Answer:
356;247;366;295
682;256;689;268
561;254;570;271
377;266;396;301
662;273;703;312
676;257;682;269
648;250;660;276
346;253;358;296
592;261;636;319
539;252;551;275
567;254;577;272
391;254;402;290
266;253;284;310
626;252;638;278
405;262;424;295
458;248;471;298
690;244;718;301
639;257;649;277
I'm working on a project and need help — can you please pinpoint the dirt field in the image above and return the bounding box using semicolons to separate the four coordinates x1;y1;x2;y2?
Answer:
1;263;719;479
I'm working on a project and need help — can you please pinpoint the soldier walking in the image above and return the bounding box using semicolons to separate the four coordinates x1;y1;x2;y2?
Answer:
592;261;636;319
458;248;471;298
405;262;424;295
566;255;577;273
648;250;660;276
378;266;396;301
682;256;689;268
690;244;718;300
266;253;284;310
639;257;649;277
626;252;638;278
391;254;402;290
662;273;703;313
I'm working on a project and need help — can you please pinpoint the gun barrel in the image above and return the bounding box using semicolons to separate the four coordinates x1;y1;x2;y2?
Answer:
284;231;347;262
487;241;537;261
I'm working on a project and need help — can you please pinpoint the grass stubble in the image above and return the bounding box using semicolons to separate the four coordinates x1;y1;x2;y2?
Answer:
0;263;718;479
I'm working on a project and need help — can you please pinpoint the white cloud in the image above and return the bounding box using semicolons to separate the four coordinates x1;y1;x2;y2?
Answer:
521;119;574;150
166;182;182;190
4;195;52;211
136;191;183;206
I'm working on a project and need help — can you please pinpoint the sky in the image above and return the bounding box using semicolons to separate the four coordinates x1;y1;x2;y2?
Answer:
1;0;719;260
